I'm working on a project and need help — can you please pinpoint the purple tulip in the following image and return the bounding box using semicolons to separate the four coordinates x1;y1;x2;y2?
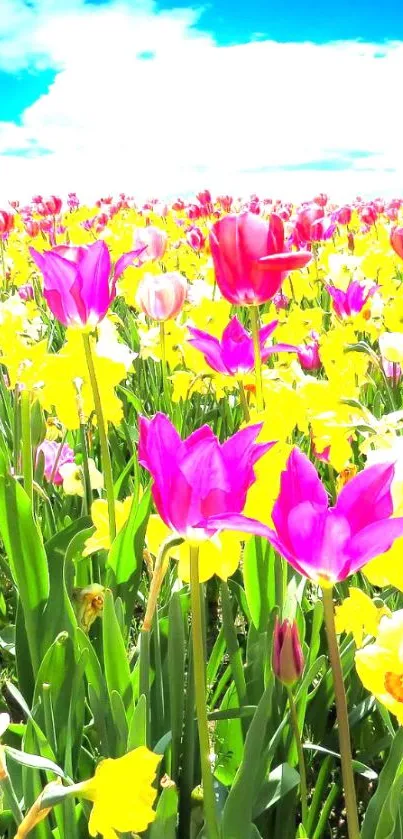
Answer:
187;316;294;376
30;240;146;327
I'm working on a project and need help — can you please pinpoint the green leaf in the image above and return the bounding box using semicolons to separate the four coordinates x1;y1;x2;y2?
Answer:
149;787;179;839
42;519;91;649
0;451;49;673
107;490;151;631
252;763;301;818
243;537;274;633
128;695;147;750
4;746;67;778
102;590;134;718
361;728;403;839
221;675;274;837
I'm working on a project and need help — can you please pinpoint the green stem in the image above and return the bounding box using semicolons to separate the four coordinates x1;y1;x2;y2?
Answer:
322;586;360;839
139;630;150;744
0;238;7;293
159;321;170;406
238;379;250;423
286;686;308;829
0;770;23;826
82;332;116;543
249;305;264;413
190;545;219;839
20;389;33;507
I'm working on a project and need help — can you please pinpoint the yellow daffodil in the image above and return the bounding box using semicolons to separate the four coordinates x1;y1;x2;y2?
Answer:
83;497;133;555
335;588;390;647
74;747;161;838
145;514;243;582
356;610;403;723
59;459;104;496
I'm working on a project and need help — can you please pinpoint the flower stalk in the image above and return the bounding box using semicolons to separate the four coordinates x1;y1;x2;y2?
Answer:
82;332;116;543
190;544;219;839
286;686;308;828
20;389;33;507
249;305;264;412
322;585;360;839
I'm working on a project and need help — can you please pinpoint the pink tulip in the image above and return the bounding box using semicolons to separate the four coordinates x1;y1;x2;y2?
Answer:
188;316;293;376
138;413;274;541
24;220;40;237
30;241;145;327
0;211;14;237
273;619;304;685
309;216;337;242
17;283;35;301
314;193;328;208
382;358;402;383
391;227;403;261
133;226;168;262
293;205;324;244
217;195;233;212
186;227;205;252
336;206;352;226
36;440;75;485
262;447;403;583
136;271;187;321
209;212;311;306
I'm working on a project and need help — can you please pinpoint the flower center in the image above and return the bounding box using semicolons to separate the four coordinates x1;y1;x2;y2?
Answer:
385;671;403;702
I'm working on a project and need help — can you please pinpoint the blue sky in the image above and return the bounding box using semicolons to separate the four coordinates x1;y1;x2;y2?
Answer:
0;0;403;200
156;0;403;44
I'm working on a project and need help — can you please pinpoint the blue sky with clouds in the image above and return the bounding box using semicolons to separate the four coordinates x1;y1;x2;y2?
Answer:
0;0;403;200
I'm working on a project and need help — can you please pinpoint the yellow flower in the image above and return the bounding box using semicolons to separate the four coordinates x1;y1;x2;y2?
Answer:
335;588;390;647
77;747;161;838
59;459;104;496
355;610;403;724
83;497;133;555
41;331;126;430
145;514;243;582
363;538;403;592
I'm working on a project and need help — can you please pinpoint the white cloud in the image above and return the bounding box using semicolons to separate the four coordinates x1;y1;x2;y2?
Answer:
1;0;403;202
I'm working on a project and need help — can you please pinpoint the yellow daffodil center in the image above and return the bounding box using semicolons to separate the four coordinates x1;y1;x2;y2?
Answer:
384;671;403;703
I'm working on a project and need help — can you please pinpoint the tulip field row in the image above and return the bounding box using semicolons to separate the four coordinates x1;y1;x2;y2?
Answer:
1;191;403;838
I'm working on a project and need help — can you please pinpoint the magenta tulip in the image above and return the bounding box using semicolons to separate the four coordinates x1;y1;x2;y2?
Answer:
209;212;311;305
30;241;145;327
262;448;403;584
327;280;377;319
139;413;274;541
187;316;293;376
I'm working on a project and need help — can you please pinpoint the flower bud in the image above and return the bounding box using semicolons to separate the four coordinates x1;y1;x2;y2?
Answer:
273;618;304;685
136;271;187;321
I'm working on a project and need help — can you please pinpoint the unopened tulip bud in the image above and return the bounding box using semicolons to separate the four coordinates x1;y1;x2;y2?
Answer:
136;271;187;321
273;618;304;685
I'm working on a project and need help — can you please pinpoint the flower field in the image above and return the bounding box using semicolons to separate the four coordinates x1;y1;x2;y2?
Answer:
2;191;403;838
